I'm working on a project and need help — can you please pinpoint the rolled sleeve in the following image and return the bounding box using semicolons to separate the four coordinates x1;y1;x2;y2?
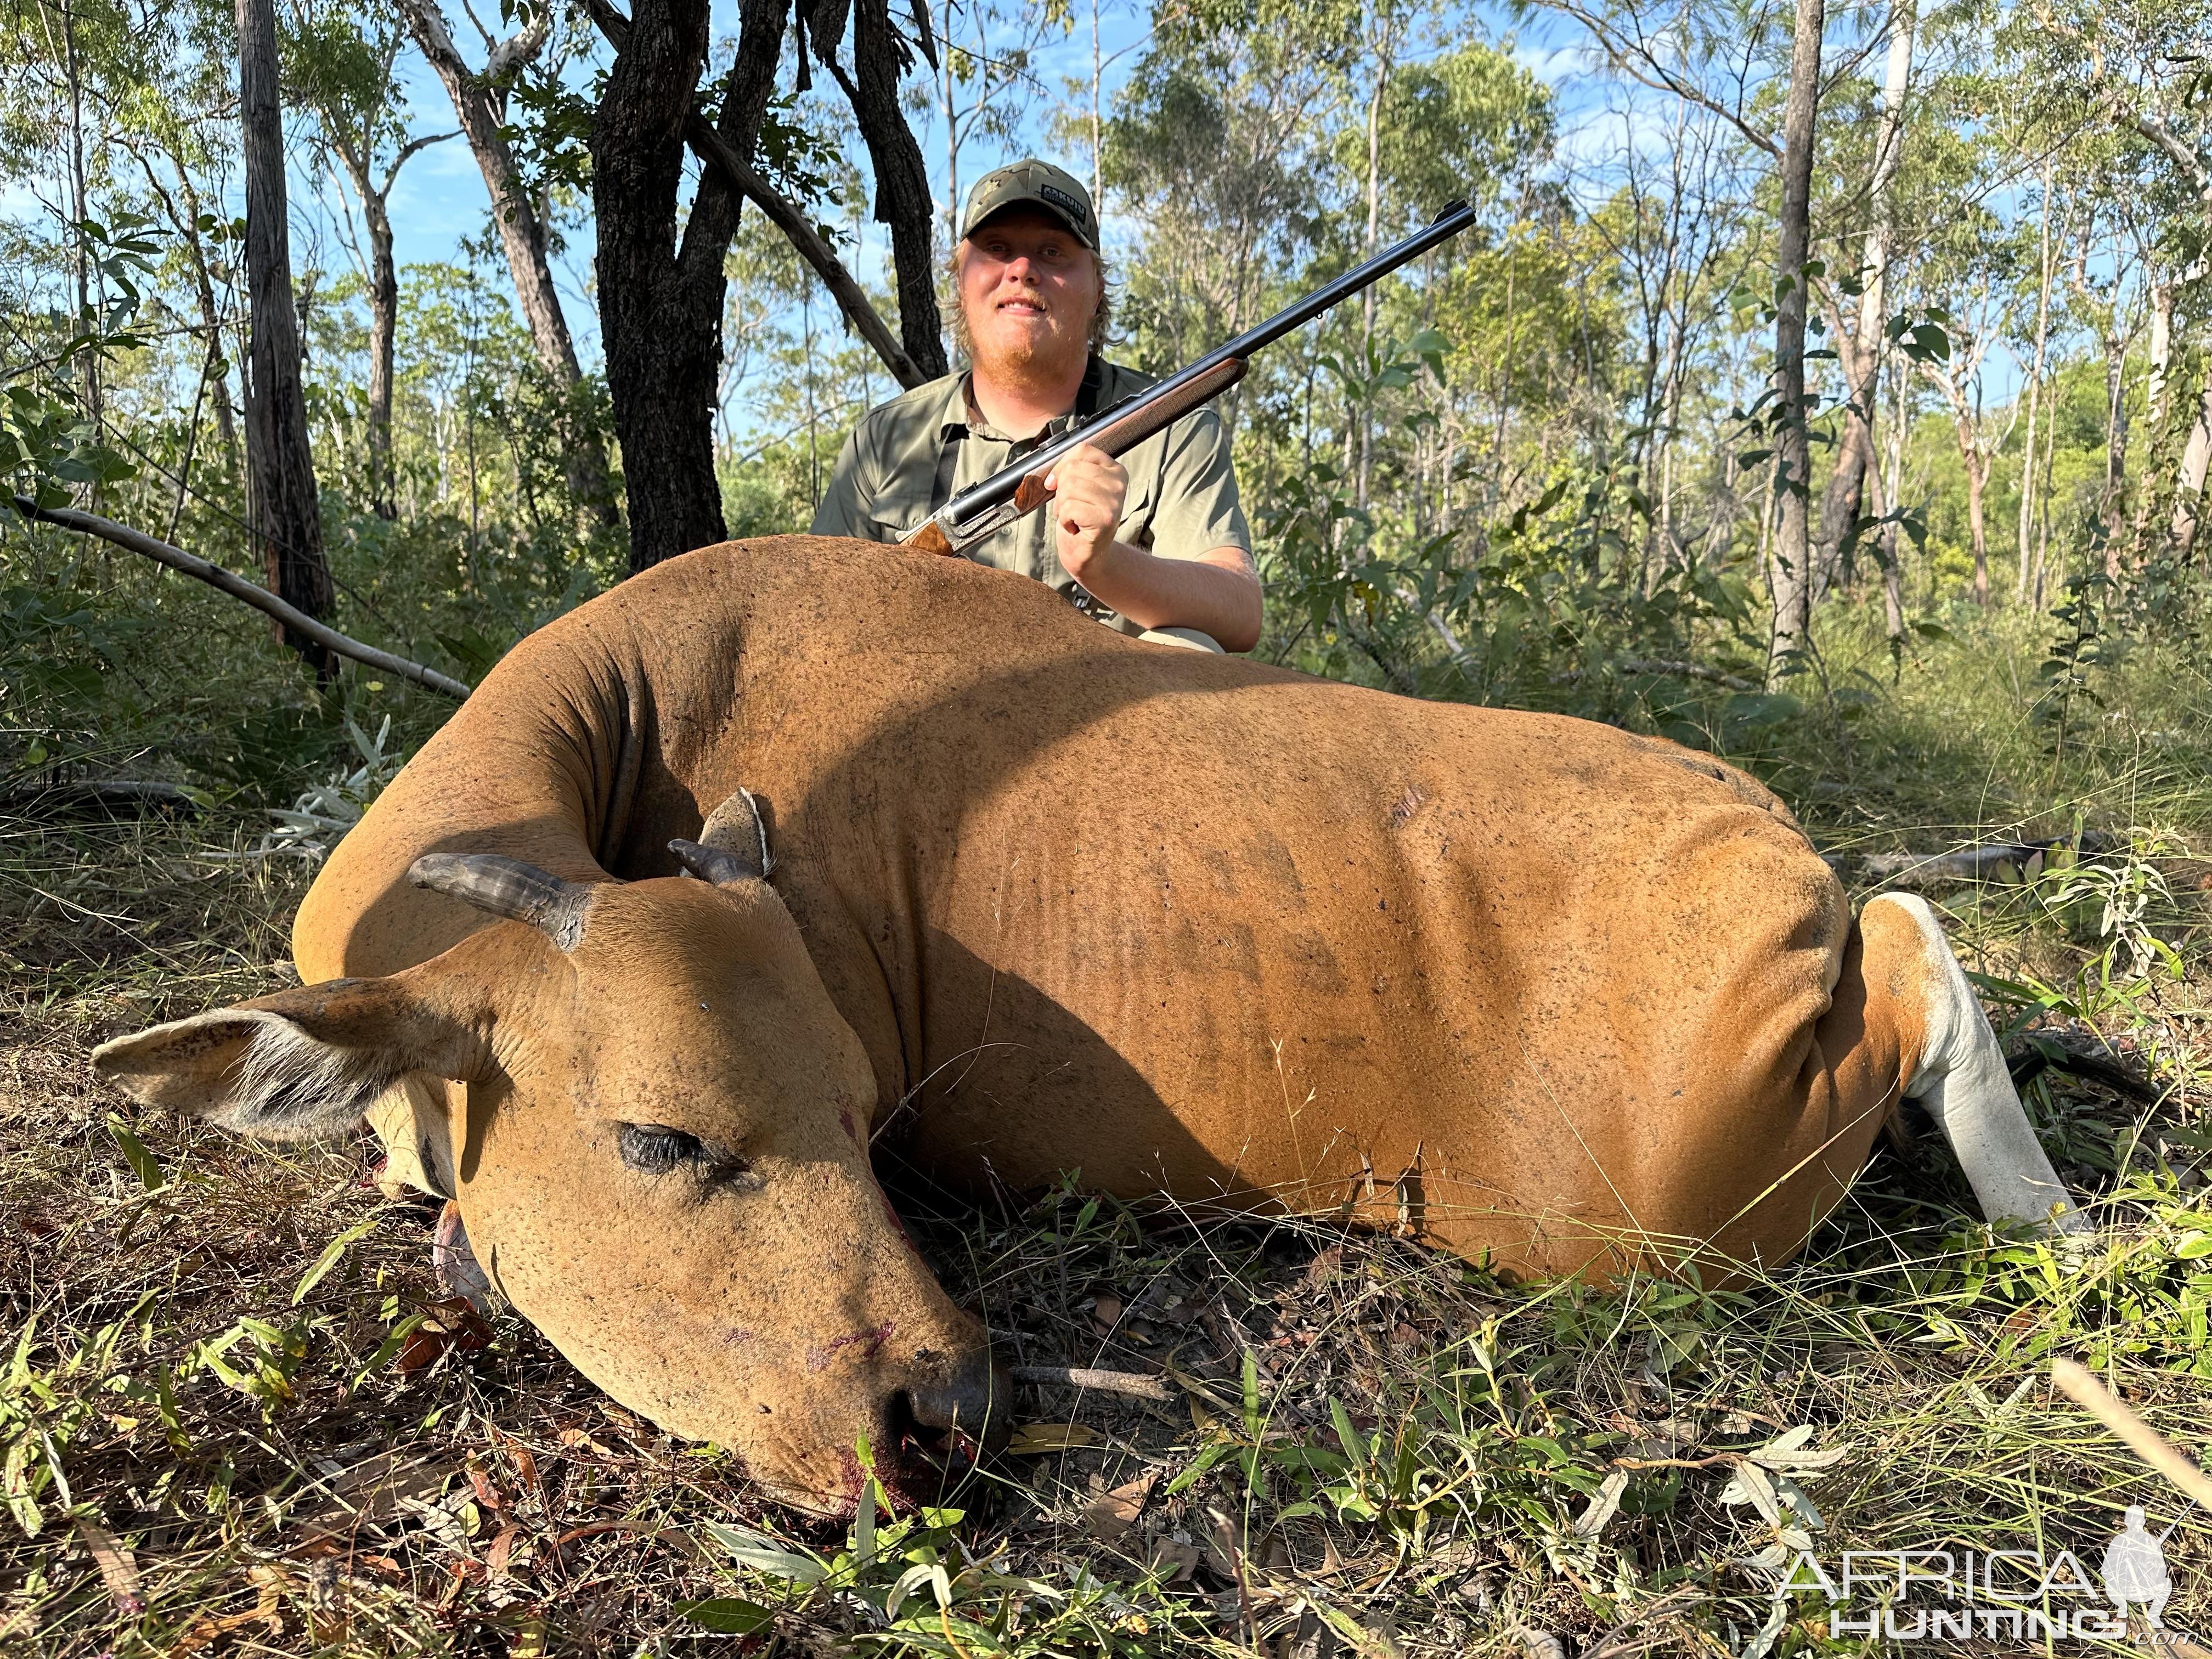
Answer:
1148;407;1252;565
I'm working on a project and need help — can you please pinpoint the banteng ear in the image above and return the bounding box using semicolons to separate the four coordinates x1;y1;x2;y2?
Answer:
91;975;491;1142
698;787;774;880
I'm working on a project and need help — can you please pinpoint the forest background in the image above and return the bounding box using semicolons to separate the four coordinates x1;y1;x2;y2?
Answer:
7;0;2212;1652
5;0;2212;783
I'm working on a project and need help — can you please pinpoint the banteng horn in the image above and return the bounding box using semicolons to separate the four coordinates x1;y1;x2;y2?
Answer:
409;853;596;949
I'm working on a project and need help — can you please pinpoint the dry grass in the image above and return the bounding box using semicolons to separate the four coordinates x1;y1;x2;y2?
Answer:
7;785;2212;1659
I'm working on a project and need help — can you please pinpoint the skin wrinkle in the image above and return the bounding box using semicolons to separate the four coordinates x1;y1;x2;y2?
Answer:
105;537;2002;1506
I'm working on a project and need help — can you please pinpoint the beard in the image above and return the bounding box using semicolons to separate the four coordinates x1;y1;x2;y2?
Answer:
962;301;1090;390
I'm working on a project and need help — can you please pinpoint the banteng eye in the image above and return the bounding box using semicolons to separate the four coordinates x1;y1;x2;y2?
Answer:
615;1124;761;1190
618;1123;712;1174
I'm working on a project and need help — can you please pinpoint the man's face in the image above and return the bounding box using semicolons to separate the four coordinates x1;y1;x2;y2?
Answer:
957;207;1099;381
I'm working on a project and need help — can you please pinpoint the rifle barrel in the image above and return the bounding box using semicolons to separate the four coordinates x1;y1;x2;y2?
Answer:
938;198;1478;533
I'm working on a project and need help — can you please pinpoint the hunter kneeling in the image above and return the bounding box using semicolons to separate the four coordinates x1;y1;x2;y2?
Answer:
811;159;1265;654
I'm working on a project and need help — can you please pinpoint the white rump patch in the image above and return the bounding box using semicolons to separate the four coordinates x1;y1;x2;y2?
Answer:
1869;891;2089;1236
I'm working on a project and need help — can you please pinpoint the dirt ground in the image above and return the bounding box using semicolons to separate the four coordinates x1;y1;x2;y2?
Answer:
7;802;2212;1657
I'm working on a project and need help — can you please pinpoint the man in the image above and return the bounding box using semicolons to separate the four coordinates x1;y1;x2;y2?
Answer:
812;159;1263;653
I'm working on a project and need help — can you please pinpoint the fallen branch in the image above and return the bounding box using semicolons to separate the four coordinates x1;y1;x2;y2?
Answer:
1861;843;2052;884
2051;1358;2212;1511
1008;1364;1177;1402
11;495;471;701
1553;659;1759;693
2007;1038;2164;1106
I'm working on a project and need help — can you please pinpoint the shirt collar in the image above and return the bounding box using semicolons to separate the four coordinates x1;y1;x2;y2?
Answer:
943;356;1107;443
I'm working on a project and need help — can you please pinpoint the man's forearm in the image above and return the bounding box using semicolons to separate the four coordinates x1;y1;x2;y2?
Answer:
1076;541;1264;652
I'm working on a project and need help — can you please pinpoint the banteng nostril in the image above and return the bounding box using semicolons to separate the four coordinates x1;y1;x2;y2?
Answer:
883;1352;1007;1476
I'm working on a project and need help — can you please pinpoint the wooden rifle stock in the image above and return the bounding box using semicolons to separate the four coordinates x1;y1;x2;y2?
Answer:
1011;357;1248;516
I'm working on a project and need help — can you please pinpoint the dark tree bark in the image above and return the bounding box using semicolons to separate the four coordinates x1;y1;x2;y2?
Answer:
592;0;755;569
820;0;948;381
396;0;619;528
588;0;941;570
238;0;335;674
1766;0;1824;685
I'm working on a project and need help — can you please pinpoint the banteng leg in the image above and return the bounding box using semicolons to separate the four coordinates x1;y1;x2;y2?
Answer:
1863;891;2088;1234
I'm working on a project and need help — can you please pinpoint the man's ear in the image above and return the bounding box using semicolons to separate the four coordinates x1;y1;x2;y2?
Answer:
92;973;493;1142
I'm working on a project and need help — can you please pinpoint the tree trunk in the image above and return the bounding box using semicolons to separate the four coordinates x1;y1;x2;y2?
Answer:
396;0;618;528
237;0;335;674
139;150;243;493
364;187;399;520
1881;357;1909;640
2169;373;2212;562
2131;276;2174;562
1354;21;1396;512
2102;330;2128;579
592;0;763;571
1955;419;1990;603
830;0;950;382
1767;0;1824;686
2015;167;2056;600
1815;0;1911;587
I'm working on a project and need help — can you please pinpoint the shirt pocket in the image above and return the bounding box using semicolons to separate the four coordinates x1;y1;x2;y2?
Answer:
866;474;935;541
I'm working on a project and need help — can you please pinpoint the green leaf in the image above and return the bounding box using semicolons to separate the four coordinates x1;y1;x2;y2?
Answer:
294;1215;381;1305
106;1117;164;1190
675;1598;775;1634
353;1313;428;1385
702;1520;830;1584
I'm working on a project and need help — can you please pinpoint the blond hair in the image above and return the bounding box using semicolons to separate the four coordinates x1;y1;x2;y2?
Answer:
947;242;1117;359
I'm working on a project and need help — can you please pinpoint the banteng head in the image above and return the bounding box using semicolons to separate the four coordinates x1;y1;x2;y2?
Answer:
92;791;1001;1515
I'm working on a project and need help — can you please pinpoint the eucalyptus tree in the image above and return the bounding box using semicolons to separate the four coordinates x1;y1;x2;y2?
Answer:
575;0;945;571
1812;0;1912;602
285;1;452;518
239;0;335;669
394;0;617;526
928;0;1069;253
1914;205;2018;605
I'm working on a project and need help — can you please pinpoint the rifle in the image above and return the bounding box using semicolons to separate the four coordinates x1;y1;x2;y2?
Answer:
900;199;1479;559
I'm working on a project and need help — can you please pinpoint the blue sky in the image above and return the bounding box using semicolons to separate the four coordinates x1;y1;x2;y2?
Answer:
357;0;1610;385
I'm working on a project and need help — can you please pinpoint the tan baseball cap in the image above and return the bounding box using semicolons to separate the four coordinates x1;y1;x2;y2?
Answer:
960;159;1098;250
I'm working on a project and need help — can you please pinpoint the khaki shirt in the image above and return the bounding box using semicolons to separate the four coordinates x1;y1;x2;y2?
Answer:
810;356;1251;632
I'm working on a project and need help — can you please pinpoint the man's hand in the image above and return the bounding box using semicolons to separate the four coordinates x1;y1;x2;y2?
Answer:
1043;443;1127;581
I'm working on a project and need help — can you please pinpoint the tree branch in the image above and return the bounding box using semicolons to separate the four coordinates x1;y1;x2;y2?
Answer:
684;117;927;388
393;129;459;172
1543;0;1780;157
587;0;927;389
11;496;472;700
2132;113;2212;206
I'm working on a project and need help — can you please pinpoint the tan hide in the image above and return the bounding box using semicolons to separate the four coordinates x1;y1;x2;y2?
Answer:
117;537;1955;1509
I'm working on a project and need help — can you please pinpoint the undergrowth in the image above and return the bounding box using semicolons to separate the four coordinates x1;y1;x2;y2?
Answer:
4;584;2212;1657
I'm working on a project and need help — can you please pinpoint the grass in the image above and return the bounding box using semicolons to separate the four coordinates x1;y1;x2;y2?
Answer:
5;594;2212;1657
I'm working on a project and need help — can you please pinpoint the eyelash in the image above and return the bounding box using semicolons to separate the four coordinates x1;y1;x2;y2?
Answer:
617;1124;757;1188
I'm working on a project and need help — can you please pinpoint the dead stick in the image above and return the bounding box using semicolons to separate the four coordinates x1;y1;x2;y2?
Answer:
1008;1364;1177;1402
2051;1358;2212;1509
12;494;472;701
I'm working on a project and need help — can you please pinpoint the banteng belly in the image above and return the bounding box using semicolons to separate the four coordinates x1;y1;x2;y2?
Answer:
879;677;1847;1274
